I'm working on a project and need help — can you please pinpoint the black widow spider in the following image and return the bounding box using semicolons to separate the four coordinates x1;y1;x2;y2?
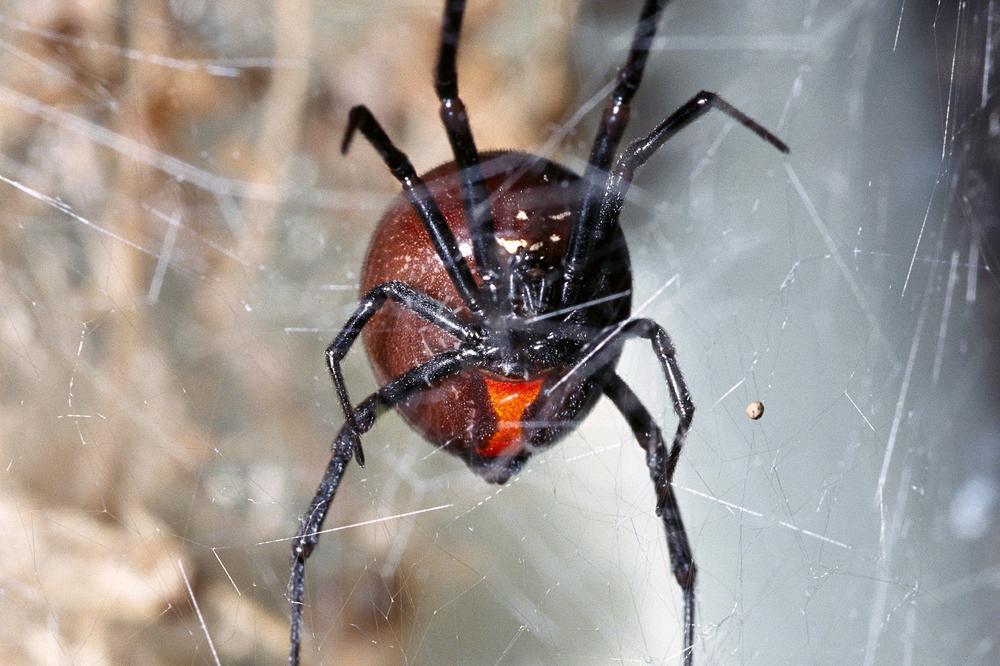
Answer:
288;1;787;664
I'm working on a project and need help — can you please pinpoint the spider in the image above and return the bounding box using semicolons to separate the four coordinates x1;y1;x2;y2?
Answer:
288;1;787;664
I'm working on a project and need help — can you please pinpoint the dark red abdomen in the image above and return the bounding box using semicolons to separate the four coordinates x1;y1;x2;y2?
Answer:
360;152;629;471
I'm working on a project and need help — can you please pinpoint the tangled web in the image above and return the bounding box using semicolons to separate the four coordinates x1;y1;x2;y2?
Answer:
0;1;996;663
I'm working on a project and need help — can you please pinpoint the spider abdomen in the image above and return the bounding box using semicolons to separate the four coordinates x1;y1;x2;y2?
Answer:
360;151;631;480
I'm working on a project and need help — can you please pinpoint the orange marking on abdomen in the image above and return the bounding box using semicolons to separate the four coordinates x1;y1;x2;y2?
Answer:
479;376;544;457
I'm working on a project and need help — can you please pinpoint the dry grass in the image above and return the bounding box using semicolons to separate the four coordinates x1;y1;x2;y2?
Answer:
0;1;578;662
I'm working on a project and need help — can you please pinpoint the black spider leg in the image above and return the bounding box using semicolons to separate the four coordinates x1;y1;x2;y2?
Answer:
603;371;696;666
343;106;485;315
558;0;670;309
597;92;789;270
288;349;474;666
561;89;790;312
325;281;476;466
436;0;506;308
552;319;693;472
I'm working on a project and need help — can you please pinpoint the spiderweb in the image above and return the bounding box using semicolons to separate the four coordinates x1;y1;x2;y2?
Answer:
0;0;996;663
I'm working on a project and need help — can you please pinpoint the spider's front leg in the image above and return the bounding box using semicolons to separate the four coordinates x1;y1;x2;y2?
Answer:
342;106;486;313
325;281;475;465
290;349;476;666
434;0;505;292
560;0;670;308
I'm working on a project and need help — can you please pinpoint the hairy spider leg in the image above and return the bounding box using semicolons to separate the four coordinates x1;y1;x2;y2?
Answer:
289;350;474;666
435;0;506;306
560;0;670;309
342;105;486;315
584;91;790;261
603;372;696;666
325;281;476;466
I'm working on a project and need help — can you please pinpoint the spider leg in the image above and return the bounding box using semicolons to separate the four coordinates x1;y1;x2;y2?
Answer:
326;281;476;466
561;89;789;309
585;0;670;171
342;105;485;314
289;349;472;666
603;371;695;666
435;0;505;301
562;318;693;484
602;91;787;232
554;318;685;408
560;0;670;308
610;93;787;254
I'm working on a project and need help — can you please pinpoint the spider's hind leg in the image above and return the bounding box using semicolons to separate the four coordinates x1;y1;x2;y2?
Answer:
325;281;475;465
603;371;696;666
289;350;471;666
551;318;696;663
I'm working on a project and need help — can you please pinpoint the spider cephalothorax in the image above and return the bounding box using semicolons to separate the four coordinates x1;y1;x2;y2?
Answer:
288;2;787;665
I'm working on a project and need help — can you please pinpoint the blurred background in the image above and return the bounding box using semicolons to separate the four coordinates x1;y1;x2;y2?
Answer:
1;0;997;664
